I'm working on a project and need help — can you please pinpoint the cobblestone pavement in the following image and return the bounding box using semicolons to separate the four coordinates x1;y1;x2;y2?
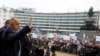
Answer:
44;50;77;56
53;51;77;56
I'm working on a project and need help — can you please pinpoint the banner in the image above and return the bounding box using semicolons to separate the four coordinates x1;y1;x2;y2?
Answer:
69;33;77;39
47;33;54;38
60;35;70;40
71;36;77;41
63;35;70;40
96;36;100;41
69;33;76;37
31;33;37;38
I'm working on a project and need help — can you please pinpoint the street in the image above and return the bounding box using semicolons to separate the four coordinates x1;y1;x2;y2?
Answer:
44;50;77;56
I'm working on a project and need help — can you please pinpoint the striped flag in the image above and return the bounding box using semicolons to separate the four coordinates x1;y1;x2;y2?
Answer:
82;33;86;45
83;33;85;38
92;35;96;45
85;36;89;45
55;29;60;35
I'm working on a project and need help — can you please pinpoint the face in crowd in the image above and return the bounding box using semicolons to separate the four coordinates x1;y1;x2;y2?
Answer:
5;19;11;27
10;18;20;31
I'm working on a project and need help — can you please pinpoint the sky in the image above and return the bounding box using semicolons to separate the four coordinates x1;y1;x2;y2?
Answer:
0;0;100;13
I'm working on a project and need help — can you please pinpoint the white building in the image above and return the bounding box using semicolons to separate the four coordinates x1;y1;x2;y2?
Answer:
0;7;35;27
0;7;14;27
17;7;36;13
13;10;100;34
0;7;100;35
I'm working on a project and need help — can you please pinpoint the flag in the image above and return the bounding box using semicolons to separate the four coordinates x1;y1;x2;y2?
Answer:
82;33;86;45
85;36;89;45
92;35;96;45
69;33;76;37
55;29;60;35
69;33;76;44
70;38;74;44
83;33;85;38
35;28;41;35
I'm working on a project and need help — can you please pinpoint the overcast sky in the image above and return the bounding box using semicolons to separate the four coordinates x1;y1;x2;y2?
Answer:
0;0;100;12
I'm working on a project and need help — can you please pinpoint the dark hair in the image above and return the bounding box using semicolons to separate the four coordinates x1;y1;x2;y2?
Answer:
5;19;11;25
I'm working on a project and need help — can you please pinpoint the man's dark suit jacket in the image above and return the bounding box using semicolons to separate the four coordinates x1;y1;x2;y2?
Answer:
1;26;31;56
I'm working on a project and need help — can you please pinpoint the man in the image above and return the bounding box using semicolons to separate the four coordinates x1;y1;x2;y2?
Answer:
51;43;56;56
0;19;11;37
1;17;32;56
0;19;11;28
0;19;11;56
27;28;35;56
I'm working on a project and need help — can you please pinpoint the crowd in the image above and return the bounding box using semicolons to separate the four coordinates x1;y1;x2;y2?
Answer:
30;37;100;56
0;17;100;56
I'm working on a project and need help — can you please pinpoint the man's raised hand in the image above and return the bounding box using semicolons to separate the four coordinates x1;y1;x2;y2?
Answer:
29;16;32;27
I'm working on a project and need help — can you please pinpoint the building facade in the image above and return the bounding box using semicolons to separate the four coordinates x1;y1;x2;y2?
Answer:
0;7;14;27
0;7;100;35
13;10;100;34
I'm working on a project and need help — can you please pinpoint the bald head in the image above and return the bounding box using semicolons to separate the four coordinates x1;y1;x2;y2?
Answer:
10;17;20;31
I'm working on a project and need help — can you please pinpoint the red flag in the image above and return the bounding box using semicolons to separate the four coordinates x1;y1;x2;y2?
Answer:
85;36;89;45
55;29;60;35
70;38;74;44
92;37;96;45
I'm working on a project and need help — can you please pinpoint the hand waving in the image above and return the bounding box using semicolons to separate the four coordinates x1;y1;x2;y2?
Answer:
29;16;32;27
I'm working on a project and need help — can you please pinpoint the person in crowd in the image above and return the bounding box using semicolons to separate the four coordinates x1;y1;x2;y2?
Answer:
45;46;50;56
38;45;44;56
51;43;56;56
77;44;82;55
1;17;32;56
0;19;11;56
26;28;35;56
0;19;11;29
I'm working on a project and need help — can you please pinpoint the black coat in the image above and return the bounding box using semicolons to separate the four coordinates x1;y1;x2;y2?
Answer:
1;26;31;56
0;26;8;56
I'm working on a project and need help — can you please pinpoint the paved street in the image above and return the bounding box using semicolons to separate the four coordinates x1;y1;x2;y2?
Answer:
53;51;77;56
44;50;77;56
